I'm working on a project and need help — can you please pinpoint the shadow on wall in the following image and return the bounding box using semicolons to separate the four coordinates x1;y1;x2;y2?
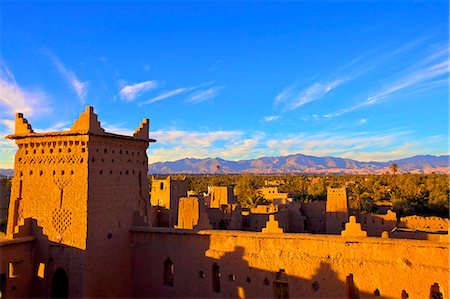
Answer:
0;218;86;298
151;206;171;227
131;229;447;299
205;246;376;299
2;218;447;298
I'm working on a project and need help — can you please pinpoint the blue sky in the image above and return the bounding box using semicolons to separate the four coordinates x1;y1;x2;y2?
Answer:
0;1;448;168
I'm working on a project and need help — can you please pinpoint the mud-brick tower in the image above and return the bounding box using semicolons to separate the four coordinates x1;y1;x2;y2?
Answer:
5;106;154;297
325;187;349;234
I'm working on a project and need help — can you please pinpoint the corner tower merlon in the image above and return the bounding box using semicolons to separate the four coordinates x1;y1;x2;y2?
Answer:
133;118;149;140
15;113;34;135
70;106;105;134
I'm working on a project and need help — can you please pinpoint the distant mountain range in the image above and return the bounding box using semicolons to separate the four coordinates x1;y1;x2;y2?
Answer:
0;154;447;177
148;154;449;174
0;169;14;178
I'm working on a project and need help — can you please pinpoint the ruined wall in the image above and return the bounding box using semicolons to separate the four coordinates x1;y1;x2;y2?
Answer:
399;215;449;232
151;178;187;226
131;228;449;299
301;201;326;233
176;197;199;229
258;187;290;201
250;204;279;214
286;202;305;233
210;186;234;208
242;210;289;232
357;210;397;237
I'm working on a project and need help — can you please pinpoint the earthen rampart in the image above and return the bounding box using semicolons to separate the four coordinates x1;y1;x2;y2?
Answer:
131;227;449;298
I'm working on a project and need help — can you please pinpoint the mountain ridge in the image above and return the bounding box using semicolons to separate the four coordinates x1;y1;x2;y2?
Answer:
148;154;449;174
1;154;448;176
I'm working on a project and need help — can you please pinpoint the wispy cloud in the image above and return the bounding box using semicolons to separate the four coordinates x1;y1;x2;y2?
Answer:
152;130;243;148
102;123;135;136
147;128;445;163
264;130;420;161
324;46;448;118
45;51;88;103
261;115;280;122
275;79;344;111
119;80;159;101
143;87;193;105
0;62;51;117
149;130;265;163
34;121;71;133
186;86;223;104
141;81;214;105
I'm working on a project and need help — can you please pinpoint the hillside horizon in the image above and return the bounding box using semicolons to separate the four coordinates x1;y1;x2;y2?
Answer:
1;153;448;177
148;153;449;174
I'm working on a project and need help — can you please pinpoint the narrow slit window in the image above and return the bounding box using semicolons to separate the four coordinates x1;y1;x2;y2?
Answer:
212;263;220;293
163;258;174;287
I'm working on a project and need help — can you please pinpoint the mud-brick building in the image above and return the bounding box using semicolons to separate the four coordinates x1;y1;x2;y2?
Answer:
0;107;154;297
0;107;448;299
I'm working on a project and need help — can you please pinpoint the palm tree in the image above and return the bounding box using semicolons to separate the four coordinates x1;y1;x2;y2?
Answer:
235;174;268;208
348;184;373;213
390;163;398;175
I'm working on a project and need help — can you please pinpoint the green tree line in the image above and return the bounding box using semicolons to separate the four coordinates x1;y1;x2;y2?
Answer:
163;173;449;217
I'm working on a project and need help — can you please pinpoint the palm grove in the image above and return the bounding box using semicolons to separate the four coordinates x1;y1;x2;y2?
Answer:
159;173;449;218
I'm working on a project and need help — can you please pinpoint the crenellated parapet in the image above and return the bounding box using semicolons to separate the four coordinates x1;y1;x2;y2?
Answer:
70;106;105;134
15;113;34;135
133;118;150;140
7;106;156;143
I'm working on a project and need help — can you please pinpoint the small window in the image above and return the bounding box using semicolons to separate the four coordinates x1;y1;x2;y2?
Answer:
401;290;409;299
160;182;164;190
9;261;22;278
430;283;443;299
212;263;220;293
163;258;174;287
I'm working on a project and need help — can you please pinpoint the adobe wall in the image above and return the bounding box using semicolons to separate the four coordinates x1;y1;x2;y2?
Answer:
6;134;89;249
151;178;187;226
150;178;171;208
131;228;449;299
258;187;290;201
84;134;150;298
176;197;199;229
357;210;398;237
399;215;449;232
326;187;349;234
0;218;87;298
0;179;10;223
286;202;305;232
301;201;326;233
242;210;289;232
0;237;35;298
